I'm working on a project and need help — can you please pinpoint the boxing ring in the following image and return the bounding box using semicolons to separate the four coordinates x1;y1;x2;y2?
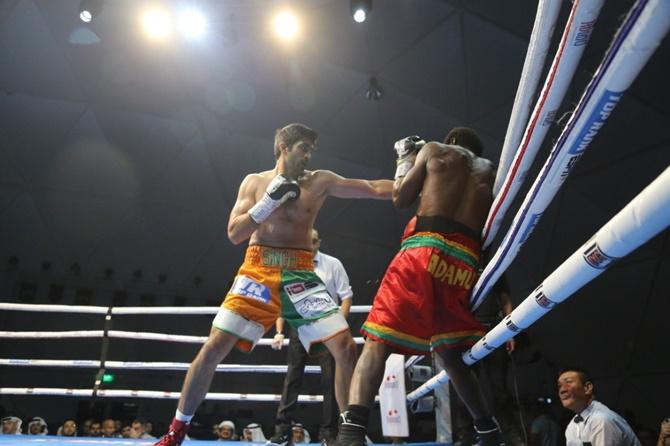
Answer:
2;0;670;444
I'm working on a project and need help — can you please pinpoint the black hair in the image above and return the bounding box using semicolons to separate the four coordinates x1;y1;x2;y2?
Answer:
274;123;318;159
444;127;484;156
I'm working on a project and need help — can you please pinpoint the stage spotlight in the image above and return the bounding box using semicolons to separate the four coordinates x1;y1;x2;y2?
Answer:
273;10;299;41
79;0;103;23
143;8;172;40
351;0;371;23
178;9;206;39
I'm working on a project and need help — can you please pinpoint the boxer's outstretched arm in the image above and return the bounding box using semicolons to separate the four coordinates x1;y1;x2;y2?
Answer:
320;170;393;199
227;174;261;245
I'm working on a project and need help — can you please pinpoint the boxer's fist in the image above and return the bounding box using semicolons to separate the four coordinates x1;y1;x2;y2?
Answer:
266;174;300;203
248;174;300;223
394;135;425;179
394;135;425;159
271;333;285;350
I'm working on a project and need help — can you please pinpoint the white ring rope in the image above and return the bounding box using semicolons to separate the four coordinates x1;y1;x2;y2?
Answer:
470;0;670;311
0;329;366;345
0;302;372;315
483;0;605;248
0;388;324;402
494;0;562;197
0;359;322;373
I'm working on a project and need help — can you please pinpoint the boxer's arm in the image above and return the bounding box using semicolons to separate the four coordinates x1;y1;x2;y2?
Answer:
320;170;393;199
227;174;261;245
393;142;435;208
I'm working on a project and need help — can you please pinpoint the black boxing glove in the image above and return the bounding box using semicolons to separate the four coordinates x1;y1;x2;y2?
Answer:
394;135;425;179
248;174;300;223
248;173;300;223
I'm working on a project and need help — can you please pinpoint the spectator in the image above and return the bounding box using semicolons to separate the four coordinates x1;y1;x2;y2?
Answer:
102;418;119;438
27;417;48;435
131;418;155;439
558;367;640;446
292;423;311;444
217;420;237;441
146;421;154;437
57;420;77;437
121;424;133;438
1;416;22;435
81;418;95;436
658;418;670;446
89;420;102;437
242;423;267;442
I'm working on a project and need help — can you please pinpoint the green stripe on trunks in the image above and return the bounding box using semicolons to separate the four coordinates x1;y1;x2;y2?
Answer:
401;234;477;267
362;324;429;353
280;269;338;329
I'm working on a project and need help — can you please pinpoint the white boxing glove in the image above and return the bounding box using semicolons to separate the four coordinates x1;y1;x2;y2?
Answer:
248;174;300;224
271;332;285;350
394;135;425;179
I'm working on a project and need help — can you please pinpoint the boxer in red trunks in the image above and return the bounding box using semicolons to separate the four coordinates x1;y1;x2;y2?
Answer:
335;128;505;446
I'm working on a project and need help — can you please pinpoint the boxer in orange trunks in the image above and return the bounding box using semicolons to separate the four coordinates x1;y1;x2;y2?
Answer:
155;123;393;446
335;128;506;446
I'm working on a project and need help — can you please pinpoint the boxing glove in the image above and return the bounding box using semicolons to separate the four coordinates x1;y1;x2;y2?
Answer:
394;135;425;179
248;174;300;223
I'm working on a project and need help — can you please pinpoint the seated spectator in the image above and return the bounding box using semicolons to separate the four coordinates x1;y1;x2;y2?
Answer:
81;418;94;436
102;418;119;438
145;421;154;437
57;420;77;437
130;418;155;439
121;424;133;438
658;418;670;446
558;367;640;446
88;420;102;437
27;417;48;435
1;416;22;435
217;420;237;441
242;423;266;442
292;423;311;444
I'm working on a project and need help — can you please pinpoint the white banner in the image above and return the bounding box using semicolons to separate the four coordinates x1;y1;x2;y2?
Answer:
379;354;409;438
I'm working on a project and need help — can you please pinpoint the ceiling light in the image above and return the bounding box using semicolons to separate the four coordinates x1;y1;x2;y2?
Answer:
351;0;371;23
273;10;299;41
143;8;172;40
178;9;206;39
79;0;103;23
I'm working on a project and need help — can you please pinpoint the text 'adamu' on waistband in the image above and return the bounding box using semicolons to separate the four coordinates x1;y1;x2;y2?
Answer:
245;245;314;270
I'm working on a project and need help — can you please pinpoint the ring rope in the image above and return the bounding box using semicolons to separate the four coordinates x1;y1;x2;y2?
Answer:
493;0;562;198
0;388;324;402
470;0;670;311
0;359;321;373
0;302;372;315
483;0;605;248
0;329;366;345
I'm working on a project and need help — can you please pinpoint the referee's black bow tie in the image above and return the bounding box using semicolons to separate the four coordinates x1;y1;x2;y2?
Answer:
574;414;584;423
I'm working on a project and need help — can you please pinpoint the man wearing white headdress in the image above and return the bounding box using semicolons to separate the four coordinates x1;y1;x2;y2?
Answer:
1;416;23;435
